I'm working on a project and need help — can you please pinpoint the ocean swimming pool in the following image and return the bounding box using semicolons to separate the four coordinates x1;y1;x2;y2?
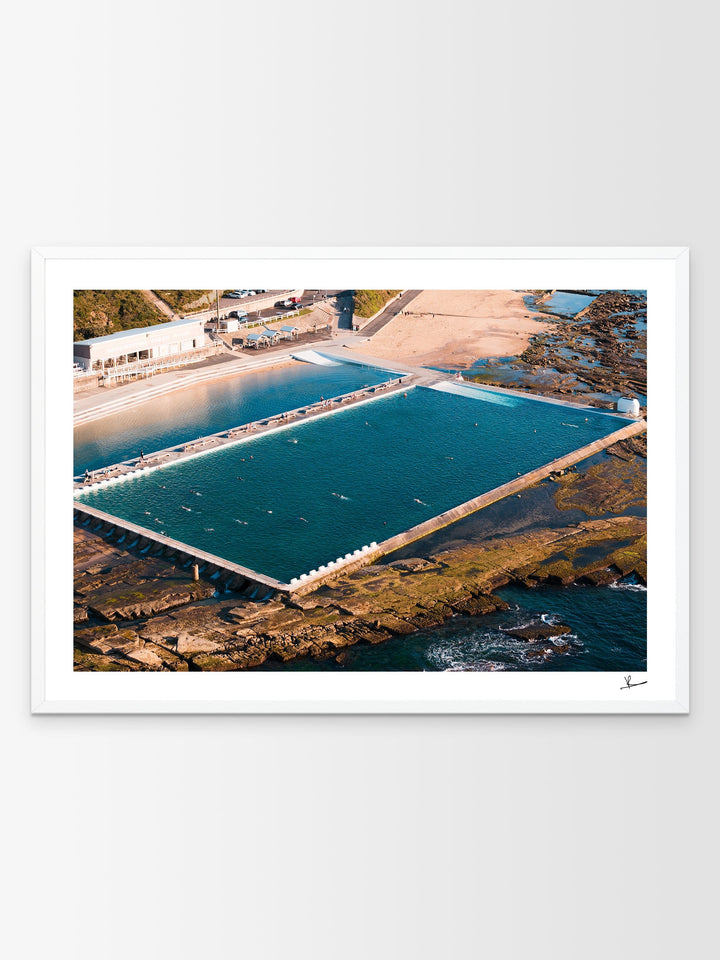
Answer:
75;384;629;583
74;357;398;474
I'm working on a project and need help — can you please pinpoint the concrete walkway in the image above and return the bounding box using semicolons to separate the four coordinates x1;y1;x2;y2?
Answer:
140;290;176;320
74;374;413;484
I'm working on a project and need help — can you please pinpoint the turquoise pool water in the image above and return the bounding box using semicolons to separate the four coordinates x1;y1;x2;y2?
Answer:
75;385;627;583
74;358;398;475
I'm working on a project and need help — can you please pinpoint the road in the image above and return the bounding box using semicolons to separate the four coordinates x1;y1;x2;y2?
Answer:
358;290;422;336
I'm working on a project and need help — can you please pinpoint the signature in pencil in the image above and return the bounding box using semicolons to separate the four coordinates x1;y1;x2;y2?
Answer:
620;675;648;690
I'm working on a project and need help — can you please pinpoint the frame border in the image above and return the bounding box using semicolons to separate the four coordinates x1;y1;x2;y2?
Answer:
31;247;689;714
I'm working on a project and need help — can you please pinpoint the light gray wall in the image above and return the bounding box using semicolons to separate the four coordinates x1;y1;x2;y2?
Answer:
3;2;713;959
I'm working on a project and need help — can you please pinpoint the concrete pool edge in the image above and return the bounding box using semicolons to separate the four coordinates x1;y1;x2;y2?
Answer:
74;418;647;596
73;504;290;594
74;374;415;485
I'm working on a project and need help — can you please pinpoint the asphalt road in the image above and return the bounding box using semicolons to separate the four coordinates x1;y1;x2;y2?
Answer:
359;290;422;336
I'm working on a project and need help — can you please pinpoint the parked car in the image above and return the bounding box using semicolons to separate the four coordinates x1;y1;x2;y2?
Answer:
226;291;242;298
289;296;302;304
229;309;249;319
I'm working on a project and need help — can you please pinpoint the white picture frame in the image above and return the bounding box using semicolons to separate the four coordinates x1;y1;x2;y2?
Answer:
31;246;689;713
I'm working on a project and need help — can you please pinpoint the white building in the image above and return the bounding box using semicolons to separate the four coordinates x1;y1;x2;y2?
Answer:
616;396;641;417
218;317;239;333
73;316;207;371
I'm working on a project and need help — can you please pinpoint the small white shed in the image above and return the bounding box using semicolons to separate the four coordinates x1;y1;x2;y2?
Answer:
616;396;641;417
219;317;239;333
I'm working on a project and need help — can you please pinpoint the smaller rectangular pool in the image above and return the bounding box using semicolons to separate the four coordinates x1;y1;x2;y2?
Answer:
74;356;399;474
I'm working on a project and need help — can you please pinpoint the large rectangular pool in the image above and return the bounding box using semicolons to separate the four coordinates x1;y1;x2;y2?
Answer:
75;385;628;583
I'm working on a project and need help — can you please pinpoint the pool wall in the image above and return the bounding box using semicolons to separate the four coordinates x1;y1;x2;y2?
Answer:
74;374;412;485
73;503;288;595
74;416;647;596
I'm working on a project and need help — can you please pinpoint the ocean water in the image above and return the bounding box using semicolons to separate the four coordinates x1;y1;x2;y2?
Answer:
74;358;398;474
75;384;627;583
257;580;647;672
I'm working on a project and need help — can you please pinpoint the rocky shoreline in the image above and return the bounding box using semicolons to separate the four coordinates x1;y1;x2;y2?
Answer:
467;290;647;409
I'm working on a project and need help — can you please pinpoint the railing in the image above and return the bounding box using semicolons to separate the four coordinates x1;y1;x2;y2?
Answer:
96;344;223;384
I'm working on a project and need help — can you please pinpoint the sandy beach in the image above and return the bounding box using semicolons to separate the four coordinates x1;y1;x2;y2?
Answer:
347;290;553;368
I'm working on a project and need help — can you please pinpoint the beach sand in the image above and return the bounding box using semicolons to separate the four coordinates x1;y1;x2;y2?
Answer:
347;290;553;368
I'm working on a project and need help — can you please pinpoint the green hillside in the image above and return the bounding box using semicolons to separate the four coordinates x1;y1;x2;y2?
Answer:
73;291;164;341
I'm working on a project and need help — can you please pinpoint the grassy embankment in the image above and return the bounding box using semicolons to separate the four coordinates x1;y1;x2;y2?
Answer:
353;290;402;319
73;290;164;341
73;290;216;340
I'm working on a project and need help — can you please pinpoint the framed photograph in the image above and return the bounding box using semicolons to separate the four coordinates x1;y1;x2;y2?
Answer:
31;247;688;713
